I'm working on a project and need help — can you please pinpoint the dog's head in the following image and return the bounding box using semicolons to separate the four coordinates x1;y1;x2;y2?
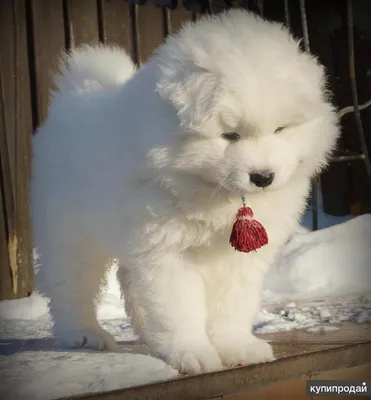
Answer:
154;10;339;196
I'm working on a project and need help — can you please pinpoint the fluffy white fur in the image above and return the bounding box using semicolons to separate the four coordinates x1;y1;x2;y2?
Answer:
31;10;339;374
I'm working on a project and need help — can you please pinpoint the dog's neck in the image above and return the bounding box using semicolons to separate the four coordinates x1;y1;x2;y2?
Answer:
149;169;238;220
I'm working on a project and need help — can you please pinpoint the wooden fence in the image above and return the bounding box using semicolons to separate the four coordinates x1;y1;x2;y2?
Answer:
0;0;370;300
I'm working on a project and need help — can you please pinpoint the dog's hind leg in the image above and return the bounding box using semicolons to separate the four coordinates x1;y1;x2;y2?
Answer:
38;235;117;351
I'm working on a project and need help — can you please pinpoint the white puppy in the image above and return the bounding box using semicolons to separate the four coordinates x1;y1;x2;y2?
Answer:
31;10;339;374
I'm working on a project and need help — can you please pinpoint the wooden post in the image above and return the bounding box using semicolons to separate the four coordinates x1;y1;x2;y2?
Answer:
0;0;34;300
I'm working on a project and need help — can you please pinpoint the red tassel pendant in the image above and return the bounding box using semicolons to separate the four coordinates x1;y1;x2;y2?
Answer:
229;197;268;253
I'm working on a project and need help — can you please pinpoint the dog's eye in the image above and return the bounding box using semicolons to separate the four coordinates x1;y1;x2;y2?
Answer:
274;126;285;133
222;132;240;142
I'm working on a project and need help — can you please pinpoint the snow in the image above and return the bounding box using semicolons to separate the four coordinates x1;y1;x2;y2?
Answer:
263;212;371;297
306;325;340;333
1;208;371;399
0;346;177;400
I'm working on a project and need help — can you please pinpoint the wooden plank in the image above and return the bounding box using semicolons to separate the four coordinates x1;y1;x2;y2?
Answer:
14;0;33;298
69;0;100;47
65;324;371;400
260;322;371;359
0;0;34;300
317;1;352;217
137;3;164;64
346;2;371;215
0;2;12;300
0;53;12;298
0;177;10;298
221;364;371;400
64;342;371;400
103;0;132;54
169;6;193;35
0;2;17;212
261;0;286;24
30;0;65;125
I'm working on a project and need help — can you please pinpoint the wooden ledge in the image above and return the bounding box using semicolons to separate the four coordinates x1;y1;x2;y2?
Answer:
62;324;371;400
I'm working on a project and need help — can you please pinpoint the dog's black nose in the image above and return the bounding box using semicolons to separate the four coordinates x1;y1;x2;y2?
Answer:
249;171;274;188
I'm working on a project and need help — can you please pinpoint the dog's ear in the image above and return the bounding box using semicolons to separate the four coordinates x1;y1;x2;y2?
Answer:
157;67;218;131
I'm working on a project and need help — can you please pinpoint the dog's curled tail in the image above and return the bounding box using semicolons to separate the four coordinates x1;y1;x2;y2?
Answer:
53;45;136;95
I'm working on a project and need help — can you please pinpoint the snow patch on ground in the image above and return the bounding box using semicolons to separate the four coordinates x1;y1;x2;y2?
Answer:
0;349;177;400
264;214;371;297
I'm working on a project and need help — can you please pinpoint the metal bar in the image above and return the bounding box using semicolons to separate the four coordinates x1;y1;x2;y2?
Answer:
310;179;319;231
299;0;318;231
208;0;213;14
257;0;264;16
299;0;310;52
347;0;371;183
162;7;171;37
24;0;39;129
129;4;141;66
331;154;365;163
62;0;74;50
97;0;106;44
284;0;291;28
338;98;371;119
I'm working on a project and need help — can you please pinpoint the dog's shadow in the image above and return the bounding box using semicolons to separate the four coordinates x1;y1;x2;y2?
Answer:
0;338;149;356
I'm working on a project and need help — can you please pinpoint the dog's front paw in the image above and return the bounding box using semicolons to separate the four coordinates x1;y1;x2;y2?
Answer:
157;341;223;374
55;326;117;351
214;334;275;367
